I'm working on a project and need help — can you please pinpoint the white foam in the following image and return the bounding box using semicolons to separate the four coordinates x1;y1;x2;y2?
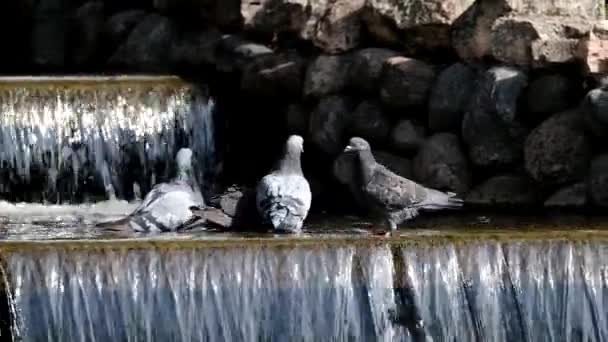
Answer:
0;200;140;222
0;80;216;203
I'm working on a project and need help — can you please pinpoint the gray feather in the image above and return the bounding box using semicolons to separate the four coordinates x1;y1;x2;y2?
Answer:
345;137;463;230
99;148;206;233
256;135;311;233
127;180;205;232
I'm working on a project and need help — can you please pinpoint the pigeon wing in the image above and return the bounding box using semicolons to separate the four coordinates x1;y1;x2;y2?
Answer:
128;189;201;232
363;164;428;210
256;174;311;227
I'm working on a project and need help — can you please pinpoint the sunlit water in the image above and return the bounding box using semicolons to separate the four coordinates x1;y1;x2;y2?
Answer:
0;76;606;341
0;76;215;203
4;235;608;342
0;205;607;342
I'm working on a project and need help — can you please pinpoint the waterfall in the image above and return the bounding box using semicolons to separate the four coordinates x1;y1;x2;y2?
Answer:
3;238;607;341
0;76;215;203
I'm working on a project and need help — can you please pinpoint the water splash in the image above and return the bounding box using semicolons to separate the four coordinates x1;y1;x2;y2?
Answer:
6;245;399;342
4;240;608;341
0;76;215;203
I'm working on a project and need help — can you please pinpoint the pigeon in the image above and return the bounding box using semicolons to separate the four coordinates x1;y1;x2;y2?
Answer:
97;148;206;233
343;137;463;231
256;135;311;233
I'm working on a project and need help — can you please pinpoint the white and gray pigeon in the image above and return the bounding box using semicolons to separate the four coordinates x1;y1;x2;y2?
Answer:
343;137;463;231
256;135;311;233
98;148;206;233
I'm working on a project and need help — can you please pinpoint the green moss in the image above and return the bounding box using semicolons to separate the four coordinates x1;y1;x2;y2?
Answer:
0;228;607;254
0;75;188;90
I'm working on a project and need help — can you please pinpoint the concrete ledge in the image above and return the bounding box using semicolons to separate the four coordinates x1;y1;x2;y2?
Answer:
1;228;608;252
0;75;189;88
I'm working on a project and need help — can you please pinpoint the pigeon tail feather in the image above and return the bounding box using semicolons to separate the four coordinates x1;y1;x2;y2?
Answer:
264;201;304;232
418;189;464;211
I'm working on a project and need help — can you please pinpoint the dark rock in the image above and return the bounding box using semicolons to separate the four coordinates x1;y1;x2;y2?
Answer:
380;56;436;109
451;0;510;60
451;1;594;63
108;14;177;72
461;109;527;169
461;66;529;169
482;66;528;124
413;133;471;194
544;182;587;208
333;152;357;186
307;176;324;201
241;0;306;34
31;0;69;69
363;0;474;53
390;120;426;154
286;104;310;135
71;1;105;68
103;10;147;52
153;0;241;29
490;15;590;67
207;185;258;229
348;100;391;143
348;48;400;94
214;35;274;73
242;0;364;53
465;174;540;207
583;86;608;125
241;52;306;99
332;152;368;207
374;151;412;179
307;0;365;53
588;154;608;207
202;207;234;230
580;22;608;74
309;96;352;155
525;73;579;121
0;2;33;72
170;28;222;68
581;85;608;139
103;0;151;13
428;63;477;132
524;110;591;185
582;107;608;140
303;54;351;98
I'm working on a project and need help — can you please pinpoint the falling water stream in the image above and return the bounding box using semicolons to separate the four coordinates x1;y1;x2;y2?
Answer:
2;235;607;342
0;75;606;341
0;76;215;203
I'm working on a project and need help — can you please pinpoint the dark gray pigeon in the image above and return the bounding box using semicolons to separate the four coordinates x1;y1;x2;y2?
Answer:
256;135;311;233
343;137;463;230
97;148;206;233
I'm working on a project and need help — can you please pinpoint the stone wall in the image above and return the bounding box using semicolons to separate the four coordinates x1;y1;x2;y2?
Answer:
2;0;608;212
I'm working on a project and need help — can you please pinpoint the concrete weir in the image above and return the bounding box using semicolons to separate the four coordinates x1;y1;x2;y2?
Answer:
0;229;607;341
0;75;216;203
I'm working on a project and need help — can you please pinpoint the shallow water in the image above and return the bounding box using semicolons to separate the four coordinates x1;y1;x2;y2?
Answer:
2;202;608;341
3;226;608;342
0;200;608;241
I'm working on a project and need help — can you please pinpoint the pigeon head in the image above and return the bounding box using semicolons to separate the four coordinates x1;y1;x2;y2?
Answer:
175;148;194;182
176;148;193;170
344;137;371;153
343;137;376;178
276;135;304;174
286;135;304;155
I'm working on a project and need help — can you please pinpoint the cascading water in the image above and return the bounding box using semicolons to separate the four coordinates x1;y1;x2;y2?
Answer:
0;76;216;203
0;76;606;342
3;237;607;342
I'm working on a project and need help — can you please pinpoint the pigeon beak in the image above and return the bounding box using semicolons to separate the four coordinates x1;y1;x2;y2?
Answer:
344;145;354;152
